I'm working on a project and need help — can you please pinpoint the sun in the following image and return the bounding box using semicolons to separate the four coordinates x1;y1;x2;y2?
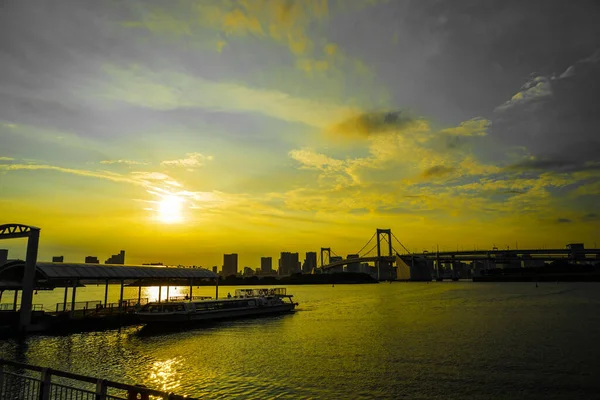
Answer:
157;194;184;224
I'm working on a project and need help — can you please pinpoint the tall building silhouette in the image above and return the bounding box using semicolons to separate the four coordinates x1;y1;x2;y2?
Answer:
223;253;238;277
105;250;125;264
261;257;273;273
347;254;360;273
303;252;317;274
279;252;299;275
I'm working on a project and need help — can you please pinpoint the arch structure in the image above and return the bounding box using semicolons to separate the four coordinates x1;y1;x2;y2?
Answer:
0;224;40;240
0;223;41;332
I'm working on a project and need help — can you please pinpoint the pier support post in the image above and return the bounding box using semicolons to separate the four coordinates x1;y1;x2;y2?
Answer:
63;286;68;312
104;280;109;307
189;279;193;299
166;285;170;302
70;280;77;318
19;227;40;331
137;284;142;304
12;290;18;311
119;280;124;311
158;286;162;302
215;277;219;299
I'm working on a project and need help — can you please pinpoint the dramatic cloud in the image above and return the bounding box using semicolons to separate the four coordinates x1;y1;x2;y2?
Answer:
327;110;428;138
100;159;148;165
161;153;213;170
490;49;600;164
421;165;456;179
440;118;490;137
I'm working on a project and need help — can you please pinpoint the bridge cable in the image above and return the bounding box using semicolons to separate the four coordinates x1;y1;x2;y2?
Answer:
355;231;377;256
361;243;378;257
391;231;412;254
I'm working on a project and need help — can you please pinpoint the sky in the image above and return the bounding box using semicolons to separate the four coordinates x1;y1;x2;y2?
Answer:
1;0;599;268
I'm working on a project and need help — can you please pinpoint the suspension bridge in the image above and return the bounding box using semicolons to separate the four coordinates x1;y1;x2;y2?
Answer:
316;229;416;280
316;228;600;281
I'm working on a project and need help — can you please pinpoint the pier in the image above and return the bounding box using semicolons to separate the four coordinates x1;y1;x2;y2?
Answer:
0;223;218;334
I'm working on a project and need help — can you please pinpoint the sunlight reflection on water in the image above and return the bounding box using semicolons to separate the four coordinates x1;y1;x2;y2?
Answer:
1;283;600;399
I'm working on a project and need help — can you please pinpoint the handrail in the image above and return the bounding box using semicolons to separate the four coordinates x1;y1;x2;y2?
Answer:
0;358;194;399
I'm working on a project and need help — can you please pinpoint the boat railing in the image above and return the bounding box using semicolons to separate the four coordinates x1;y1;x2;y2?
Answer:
234;288;287;298
167;295;212;302
53;298;149;315
0;358;194;400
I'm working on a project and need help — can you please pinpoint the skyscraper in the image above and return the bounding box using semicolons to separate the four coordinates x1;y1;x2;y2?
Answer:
303;252;317;274
261;257;273;273
223;253;238;277
279;252;299;275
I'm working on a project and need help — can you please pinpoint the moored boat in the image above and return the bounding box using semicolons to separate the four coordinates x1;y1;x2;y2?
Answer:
135;288;298;324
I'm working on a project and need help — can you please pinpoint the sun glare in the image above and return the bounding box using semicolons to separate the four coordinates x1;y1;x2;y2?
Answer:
157;194;184;224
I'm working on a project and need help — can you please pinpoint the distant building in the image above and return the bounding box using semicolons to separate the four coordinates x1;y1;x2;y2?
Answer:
212;266;218;273
223;253;238;277
52;256;64;263
243;266;254;276
105;250;125;264
142;262;163;265
302;252;317;274
346;254;360;273
567;243;585;262
85;256;100;264
279;252;299;275
261;257;273;274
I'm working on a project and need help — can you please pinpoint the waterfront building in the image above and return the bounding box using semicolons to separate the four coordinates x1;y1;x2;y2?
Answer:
346;254;360;273
52;256;64;263
302;252;317;274
85;256;99;264
223;253;238;277
261;256;273;273
105;250;125;264
279;252;299;275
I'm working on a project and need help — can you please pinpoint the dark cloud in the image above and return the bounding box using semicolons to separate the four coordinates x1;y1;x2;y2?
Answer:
582;213;599;221
422;165;455;178
505;158;600;173
491;49;600;169
556;218;572;223
328;110;422;137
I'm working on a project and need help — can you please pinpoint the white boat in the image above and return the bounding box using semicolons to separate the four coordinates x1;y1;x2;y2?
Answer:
135;288;297;324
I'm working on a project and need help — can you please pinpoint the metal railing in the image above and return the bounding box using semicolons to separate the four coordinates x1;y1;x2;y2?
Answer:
167;295;212;302
54;298;149;315
0;303;44;311
0;358;194;400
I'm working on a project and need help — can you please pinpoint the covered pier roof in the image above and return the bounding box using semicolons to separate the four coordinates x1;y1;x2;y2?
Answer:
0;261;217;289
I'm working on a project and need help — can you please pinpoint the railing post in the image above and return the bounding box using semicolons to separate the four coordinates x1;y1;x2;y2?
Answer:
95;379;107;400
38;368;51;400
0;362;4;394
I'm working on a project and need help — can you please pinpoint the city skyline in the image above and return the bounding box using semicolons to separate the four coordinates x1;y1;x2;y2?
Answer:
1;1;599;268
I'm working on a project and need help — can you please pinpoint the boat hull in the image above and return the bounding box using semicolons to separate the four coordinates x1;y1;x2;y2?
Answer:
136;303;295;324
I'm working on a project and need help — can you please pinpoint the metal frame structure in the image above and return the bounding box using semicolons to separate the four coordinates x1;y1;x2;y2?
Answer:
0;223;40;332
0;358;193;400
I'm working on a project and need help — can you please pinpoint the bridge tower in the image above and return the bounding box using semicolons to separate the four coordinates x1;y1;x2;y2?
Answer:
320;247;331;268
376;229;393;258
376;229;393;280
